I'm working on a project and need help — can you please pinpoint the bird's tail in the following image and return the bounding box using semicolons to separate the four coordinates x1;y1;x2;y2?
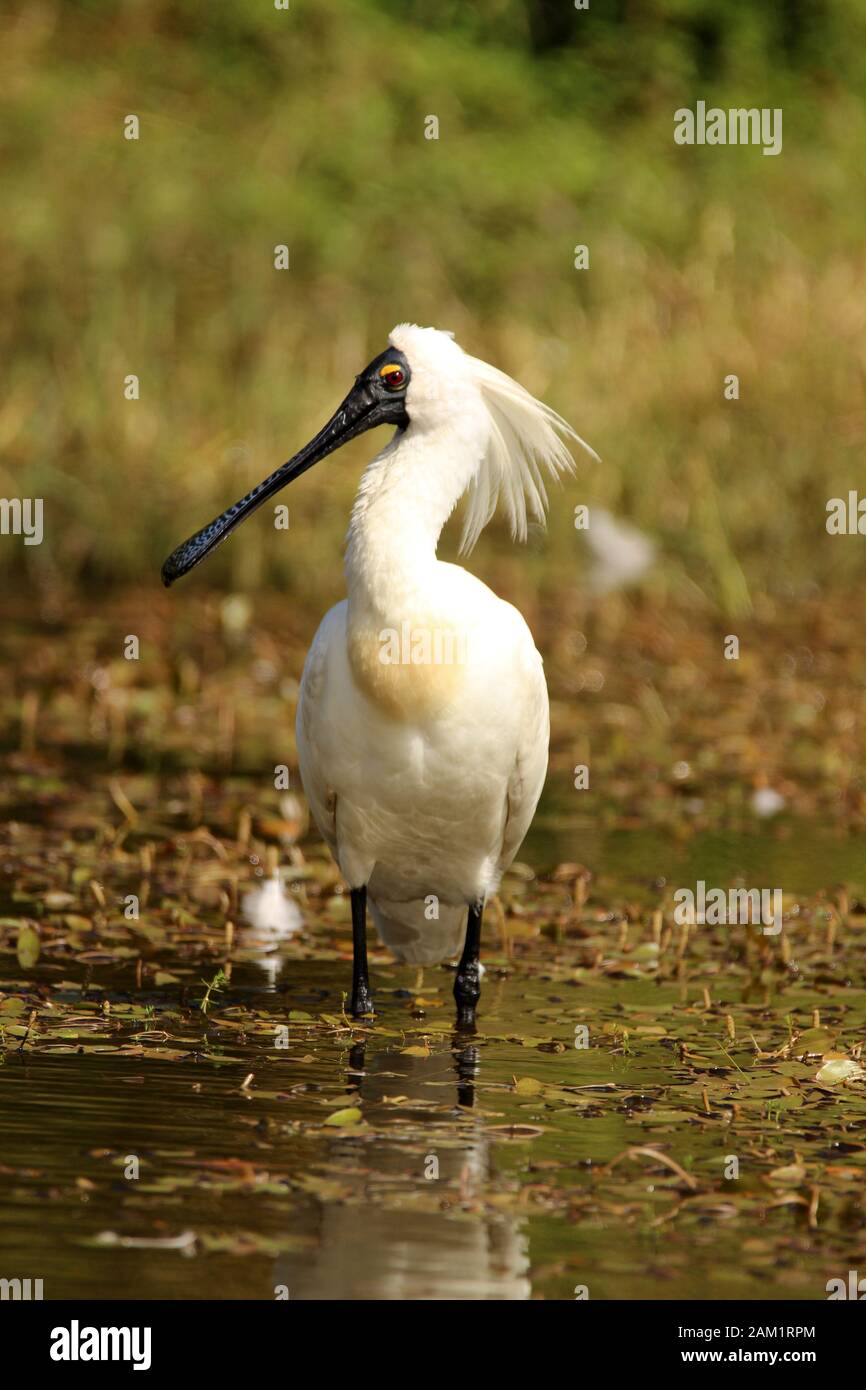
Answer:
369;896;468;966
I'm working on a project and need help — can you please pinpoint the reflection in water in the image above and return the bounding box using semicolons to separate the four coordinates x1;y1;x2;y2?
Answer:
240;876;304;982
274;1040;530;1301
6;800;862;1299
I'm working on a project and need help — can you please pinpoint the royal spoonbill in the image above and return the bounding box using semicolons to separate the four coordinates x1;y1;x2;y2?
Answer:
162;324;595;1027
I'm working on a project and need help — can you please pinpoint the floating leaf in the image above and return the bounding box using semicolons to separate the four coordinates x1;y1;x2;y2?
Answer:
44;891;76;911
514;1076;544;1096
322;1107;362;1127
793;1028;836;1055
816;1059;865;1084
768;1162;807;1185
16;923;40;969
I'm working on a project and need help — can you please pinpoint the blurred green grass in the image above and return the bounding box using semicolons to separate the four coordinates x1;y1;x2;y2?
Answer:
2;0;865;616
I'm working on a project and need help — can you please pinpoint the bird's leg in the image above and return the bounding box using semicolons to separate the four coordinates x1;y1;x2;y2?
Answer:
350;886;375;1017
346;1039;367;1094
452;1036;480;1108
454;901;483;1031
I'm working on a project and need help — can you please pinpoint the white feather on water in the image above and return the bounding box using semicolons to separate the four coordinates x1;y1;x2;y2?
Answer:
241;875;303;939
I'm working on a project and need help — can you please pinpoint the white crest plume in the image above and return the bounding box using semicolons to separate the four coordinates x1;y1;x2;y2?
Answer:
458;350;598;553
387;323;598;554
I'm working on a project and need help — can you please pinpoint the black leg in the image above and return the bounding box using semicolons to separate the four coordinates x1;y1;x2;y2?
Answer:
346;1040;367;1094
350;886;374;1017
454;901;482;1030
452;1037;479;1108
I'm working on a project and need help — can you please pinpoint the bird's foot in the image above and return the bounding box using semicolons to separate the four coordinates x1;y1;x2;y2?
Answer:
350;984;375;1019
453;962;480;1033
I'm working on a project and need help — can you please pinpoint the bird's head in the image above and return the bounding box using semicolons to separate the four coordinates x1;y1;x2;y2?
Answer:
161;340;413;586
161;324;595;585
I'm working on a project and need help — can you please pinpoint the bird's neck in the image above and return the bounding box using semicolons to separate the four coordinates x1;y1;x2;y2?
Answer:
345;425;479;621
343;425;482;721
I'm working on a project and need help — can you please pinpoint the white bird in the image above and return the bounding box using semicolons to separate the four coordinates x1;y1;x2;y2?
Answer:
162;324;595;1026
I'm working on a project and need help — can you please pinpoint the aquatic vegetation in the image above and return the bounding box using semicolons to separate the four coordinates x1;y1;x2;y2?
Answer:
1;591;864;1299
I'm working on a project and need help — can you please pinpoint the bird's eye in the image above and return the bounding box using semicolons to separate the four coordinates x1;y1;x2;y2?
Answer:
379;364;406;389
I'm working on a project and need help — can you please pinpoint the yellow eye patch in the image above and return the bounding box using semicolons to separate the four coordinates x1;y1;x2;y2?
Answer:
379;363;406;384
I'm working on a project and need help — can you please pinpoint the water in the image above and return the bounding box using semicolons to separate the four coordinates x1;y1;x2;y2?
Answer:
2;592;864;1300
2;801;865;1301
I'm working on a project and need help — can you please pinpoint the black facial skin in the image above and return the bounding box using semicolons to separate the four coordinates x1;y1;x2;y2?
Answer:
160;346;411;587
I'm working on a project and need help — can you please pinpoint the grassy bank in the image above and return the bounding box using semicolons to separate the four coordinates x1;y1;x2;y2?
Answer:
2;0;865;614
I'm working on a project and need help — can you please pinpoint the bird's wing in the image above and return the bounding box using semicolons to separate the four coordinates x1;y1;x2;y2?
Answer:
497;635;550;876
295;603;343;857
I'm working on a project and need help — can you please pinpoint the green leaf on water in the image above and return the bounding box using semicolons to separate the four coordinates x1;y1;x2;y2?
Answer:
793;1028;836;1055
17;923;40;969
514;1076;544;1095
323;1106;362;1127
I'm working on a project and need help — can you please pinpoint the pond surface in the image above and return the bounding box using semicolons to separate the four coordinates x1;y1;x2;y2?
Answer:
1;594;865;1300
2;797;865;1301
